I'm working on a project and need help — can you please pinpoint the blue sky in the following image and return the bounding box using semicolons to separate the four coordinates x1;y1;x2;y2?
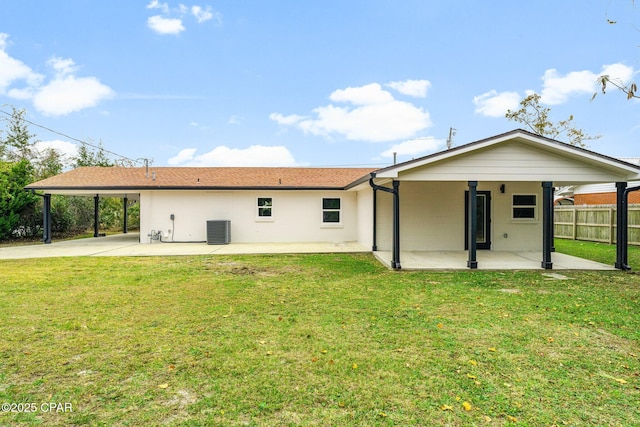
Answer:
1;1;639;168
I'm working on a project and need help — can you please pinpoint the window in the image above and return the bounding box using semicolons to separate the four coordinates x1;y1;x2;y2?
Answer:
512;194;536;219
257;197;272;218
322;198;341;223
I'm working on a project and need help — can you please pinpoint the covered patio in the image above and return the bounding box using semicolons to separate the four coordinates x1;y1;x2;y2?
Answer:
368;130;640;271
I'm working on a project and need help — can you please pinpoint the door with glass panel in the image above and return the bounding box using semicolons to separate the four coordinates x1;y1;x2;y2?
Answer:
464;191;491;250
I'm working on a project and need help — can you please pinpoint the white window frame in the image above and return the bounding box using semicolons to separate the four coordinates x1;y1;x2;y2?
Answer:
256;197;274;221
511;194;537;221
321;197;342;226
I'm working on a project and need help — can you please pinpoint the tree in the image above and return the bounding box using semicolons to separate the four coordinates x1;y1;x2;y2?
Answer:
594;1;639;100
34;147;64;180
0;160;38;239
505;93;600;147
73;140;113;168
0;107;36;161
596;75;638;100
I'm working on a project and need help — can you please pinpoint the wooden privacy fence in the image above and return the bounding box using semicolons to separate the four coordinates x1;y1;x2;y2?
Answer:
554;205;640;245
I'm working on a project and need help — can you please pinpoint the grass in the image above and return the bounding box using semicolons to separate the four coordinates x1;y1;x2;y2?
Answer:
0;246;639;425
555;237;640;267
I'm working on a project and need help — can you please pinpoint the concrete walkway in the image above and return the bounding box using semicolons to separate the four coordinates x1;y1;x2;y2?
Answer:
0;233;369;259
0;233;617;270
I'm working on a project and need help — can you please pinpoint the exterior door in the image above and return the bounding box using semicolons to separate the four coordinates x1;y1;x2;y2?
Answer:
465;191;491;250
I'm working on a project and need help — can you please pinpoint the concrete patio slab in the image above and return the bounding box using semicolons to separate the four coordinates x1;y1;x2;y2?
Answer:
373;250;616;270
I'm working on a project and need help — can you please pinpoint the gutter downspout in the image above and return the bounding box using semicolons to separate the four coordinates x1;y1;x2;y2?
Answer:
369;173;401;270
372;188;377;251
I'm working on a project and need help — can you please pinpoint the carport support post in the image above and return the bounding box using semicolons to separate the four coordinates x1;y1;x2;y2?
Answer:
541;182;553;269
123;197;128;234
467;181;478;269
93;194;100;238
615;182;629;270
43;193;52;244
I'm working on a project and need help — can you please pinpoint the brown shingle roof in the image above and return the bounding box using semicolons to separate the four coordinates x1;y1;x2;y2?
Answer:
26;166;376;190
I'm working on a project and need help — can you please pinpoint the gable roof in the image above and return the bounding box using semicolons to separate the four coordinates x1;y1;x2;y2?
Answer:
25;129;640;196
25;166;377;193
373;129;640;182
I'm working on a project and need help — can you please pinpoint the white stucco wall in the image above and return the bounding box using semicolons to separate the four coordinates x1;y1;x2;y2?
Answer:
355;188;373;249
373;181;543;252
139;190;360;243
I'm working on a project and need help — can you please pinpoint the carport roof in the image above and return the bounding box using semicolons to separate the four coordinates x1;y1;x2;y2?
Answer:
25;166;377;194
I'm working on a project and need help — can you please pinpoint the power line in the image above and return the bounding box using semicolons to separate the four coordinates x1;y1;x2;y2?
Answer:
0;108;148;166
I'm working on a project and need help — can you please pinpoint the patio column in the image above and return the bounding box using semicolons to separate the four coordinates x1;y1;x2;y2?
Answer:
467;181;478;269
368;174;401;269
123;197;128;234
94;194;100;238
541;181;553;269
550;186;555;252
43;193;52;244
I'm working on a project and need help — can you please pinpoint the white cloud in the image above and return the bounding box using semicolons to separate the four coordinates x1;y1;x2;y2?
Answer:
538;63;634;105
601;63;634;83
48;57;78;77
271;82;432;142
473;90;521;118
474;63;636;118
192;5;221;24
381;137;442;158
32;59;114;116
0;33;44;94
34;140;79;162
168;147;197;165
329;83;395;105
386;79;431;98
147;15;185;35
269;112;304;126
147;0;170;13
146;2;221;35
168;145;297;166
0;34;113;116
539;69;599;105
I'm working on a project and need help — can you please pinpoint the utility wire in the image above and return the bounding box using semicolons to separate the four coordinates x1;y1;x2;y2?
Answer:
0;108;148;166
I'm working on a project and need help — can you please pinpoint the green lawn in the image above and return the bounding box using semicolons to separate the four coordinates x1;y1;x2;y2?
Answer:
554;237;640;268
0;247;639;425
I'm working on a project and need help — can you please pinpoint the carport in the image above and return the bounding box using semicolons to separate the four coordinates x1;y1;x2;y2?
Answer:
28;188;139;244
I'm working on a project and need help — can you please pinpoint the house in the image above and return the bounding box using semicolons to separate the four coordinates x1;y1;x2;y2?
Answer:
571;158;640;205
546;158;640;206
26;129;640;270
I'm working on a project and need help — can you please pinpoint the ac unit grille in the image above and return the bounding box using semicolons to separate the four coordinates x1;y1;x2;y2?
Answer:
206;220;231;245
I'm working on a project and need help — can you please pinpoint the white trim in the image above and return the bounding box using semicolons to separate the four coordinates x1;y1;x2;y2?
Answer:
256;197;273;220
321;197;342;226
511;193;537;221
